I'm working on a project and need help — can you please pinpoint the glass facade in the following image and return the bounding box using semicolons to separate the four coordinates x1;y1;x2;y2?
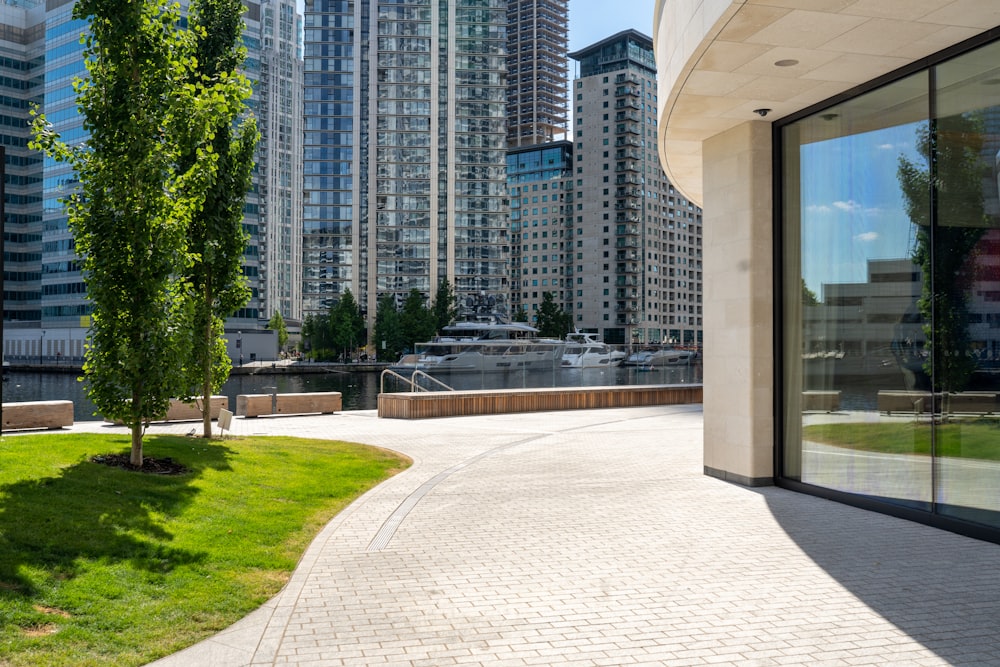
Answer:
781;38;1000;534
303;0;508;326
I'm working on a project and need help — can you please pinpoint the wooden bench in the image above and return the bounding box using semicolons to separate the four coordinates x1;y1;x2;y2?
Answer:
877;391;998;415
877;391;934;415
236;392;342;418
2;400;74;431
377;384;702;419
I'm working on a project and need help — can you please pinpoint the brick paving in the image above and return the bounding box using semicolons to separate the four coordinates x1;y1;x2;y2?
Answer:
65;405;1000;666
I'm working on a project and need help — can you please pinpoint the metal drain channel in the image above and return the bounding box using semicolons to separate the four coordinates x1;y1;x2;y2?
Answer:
366;436;540;552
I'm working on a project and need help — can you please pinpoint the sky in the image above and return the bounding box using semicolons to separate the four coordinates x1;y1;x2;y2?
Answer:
568;0;656;53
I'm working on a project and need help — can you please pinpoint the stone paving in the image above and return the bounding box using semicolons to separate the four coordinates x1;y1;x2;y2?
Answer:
67;405;1000;666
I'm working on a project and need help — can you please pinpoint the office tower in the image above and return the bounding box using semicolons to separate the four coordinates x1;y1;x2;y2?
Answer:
253;0;303;323
505;0;568;147
0;0;43;332
506;140;572;319
302;0;509;332
1;0;301;362
569;30;702;346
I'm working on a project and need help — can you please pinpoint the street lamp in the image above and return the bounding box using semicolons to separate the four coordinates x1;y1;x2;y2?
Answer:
237;330;243;367
39;329;45;365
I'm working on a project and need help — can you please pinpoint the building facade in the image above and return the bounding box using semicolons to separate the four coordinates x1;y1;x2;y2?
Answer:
302;0;509;332
570;30;701;346
505;0;568;147
656;1;1000;542
1;0;301;362
506;140;572;319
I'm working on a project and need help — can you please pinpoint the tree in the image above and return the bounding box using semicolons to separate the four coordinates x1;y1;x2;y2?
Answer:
399;289;436;353
31;0;227;466
178;0;257;438
535;292;572;338
432;279;458;332
511;307;529;323
801;279;819;306
898;114;987;394
268;310;289;352
373;294;405;362
330;289;364;361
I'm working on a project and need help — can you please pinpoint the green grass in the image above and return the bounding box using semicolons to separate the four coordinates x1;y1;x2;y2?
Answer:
0;433;410;666
803;420;1000;460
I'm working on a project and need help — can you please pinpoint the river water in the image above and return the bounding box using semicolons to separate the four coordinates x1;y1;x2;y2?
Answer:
2;364;703;422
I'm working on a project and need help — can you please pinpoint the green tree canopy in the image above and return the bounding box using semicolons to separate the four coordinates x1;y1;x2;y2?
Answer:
268;310;289;351
432;279;459;332
373;294;405;362
330;289;365;361
400;289;436;353
31;0;242;464
535;292;572;338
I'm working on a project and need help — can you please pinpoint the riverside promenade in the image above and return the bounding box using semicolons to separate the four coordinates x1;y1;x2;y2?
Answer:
68;405;1000;666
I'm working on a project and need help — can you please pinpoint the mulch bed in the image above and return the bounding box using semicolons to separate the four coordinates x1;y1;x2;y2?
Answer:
91;453;189;475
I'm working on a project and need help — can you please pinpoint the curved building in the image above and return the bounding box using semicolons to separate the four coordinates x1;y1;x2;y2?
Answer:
654;1;1000;542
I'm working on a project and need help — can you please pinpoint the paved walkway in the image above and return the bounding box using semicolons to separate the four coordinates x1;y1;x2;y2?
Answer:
70;406;1000;666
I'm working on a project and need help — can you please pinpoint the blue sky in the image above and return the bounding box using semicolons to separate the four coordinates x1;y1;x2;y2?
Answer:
568;0;655;52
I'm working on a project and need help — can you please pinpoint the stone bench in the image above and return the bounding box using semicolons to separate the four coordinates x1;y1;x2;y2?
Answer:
2;400;74;431
236;392;342;418
877;391;935;415
107;396;229;424
801;390;840;412
877;391;999;415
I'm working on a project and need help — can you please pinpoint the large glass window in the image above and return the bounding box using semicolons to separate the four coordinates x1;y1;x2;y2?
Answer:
781;39;1000;532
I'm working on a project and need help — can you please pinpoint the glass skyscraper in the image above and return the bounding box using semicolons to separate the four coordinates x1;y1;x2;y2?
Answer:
302;0;509;330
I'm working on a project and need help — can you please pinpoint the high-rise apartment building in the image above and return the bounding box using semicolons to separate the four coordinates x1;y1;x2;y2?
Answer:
569;30;702;346
302;0;509;331
506;140;572;318
255;0;303;323
505;0;568;147
1;0;302;361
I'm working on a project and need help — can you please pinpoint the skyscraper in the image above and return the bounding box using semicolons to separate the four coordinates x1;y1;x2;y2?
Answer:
505;0;568;147
254;0;304;323
1;0;302;362
302;0;509;332
569;30;702;346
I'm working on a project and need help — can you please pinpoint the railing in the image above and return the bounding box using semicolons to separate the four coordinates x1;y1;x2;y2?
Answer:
380;369;454;394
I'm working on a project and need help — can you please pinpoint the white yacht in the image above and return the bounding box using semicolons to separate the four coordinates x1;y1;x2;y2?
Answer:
622;346;698;368
561;332;626;368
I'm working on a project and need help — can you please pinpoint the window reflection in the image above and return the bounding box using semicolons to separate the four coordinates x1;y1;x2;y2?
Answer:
782;39;1000;530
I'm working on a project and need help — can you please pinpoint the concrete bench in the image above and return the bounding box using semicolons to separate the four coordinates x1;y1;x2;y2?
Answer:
107;396;229;424
2;400;74;431
236;392;342;418
877;391;934;415
801;390;840;412
944;392;998;414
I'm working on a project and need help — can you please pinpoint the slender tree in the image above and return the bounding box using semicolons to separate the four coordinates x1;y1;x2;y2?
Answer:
31;0;227;465
373;294;405;362
330;289;364;361
400;289;436;353
178;0;257;438
898;114;987;393
432;279;459;332
268;310;289;352
535;292;572;338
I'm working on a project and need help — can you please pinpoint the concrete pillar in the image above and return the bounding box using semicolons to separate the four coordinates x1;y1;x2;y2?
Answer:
702;120;774;486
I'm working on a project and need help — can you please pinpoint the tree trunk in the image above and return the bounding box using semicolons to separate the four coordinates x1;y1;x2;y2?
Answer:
202;282;213;438
130;426;143;467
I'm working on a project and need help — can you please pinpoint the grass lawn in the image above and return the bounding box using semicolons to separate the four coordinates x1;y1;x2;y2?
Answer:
802;420;1000;460
0;433;410;667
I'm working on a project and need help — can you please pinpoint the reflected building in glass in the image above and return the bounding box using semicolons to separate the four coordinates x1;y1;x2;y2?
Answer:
656;2;1000;542
302;0;509;329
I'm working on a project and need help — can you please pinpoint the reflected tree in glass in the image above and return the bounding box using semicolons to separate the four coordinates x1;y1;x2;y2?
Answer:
898;113;987;394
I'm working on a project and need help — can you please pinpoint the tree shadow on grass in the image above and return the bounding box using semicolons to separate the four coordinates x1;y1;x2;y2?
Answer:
0;435;235;597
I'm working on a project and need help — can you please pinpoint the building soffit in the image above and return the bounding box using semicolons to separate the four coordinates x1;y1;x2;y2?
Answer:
655;0;1000;205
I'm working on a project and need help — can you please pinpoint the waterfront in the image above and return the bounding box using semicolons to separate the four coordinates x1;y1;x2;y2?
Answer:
2;363;703;421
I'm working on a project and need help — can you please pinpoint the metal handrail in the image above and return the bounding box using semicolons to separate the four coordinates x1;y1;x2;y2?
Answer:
380;369;454;394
